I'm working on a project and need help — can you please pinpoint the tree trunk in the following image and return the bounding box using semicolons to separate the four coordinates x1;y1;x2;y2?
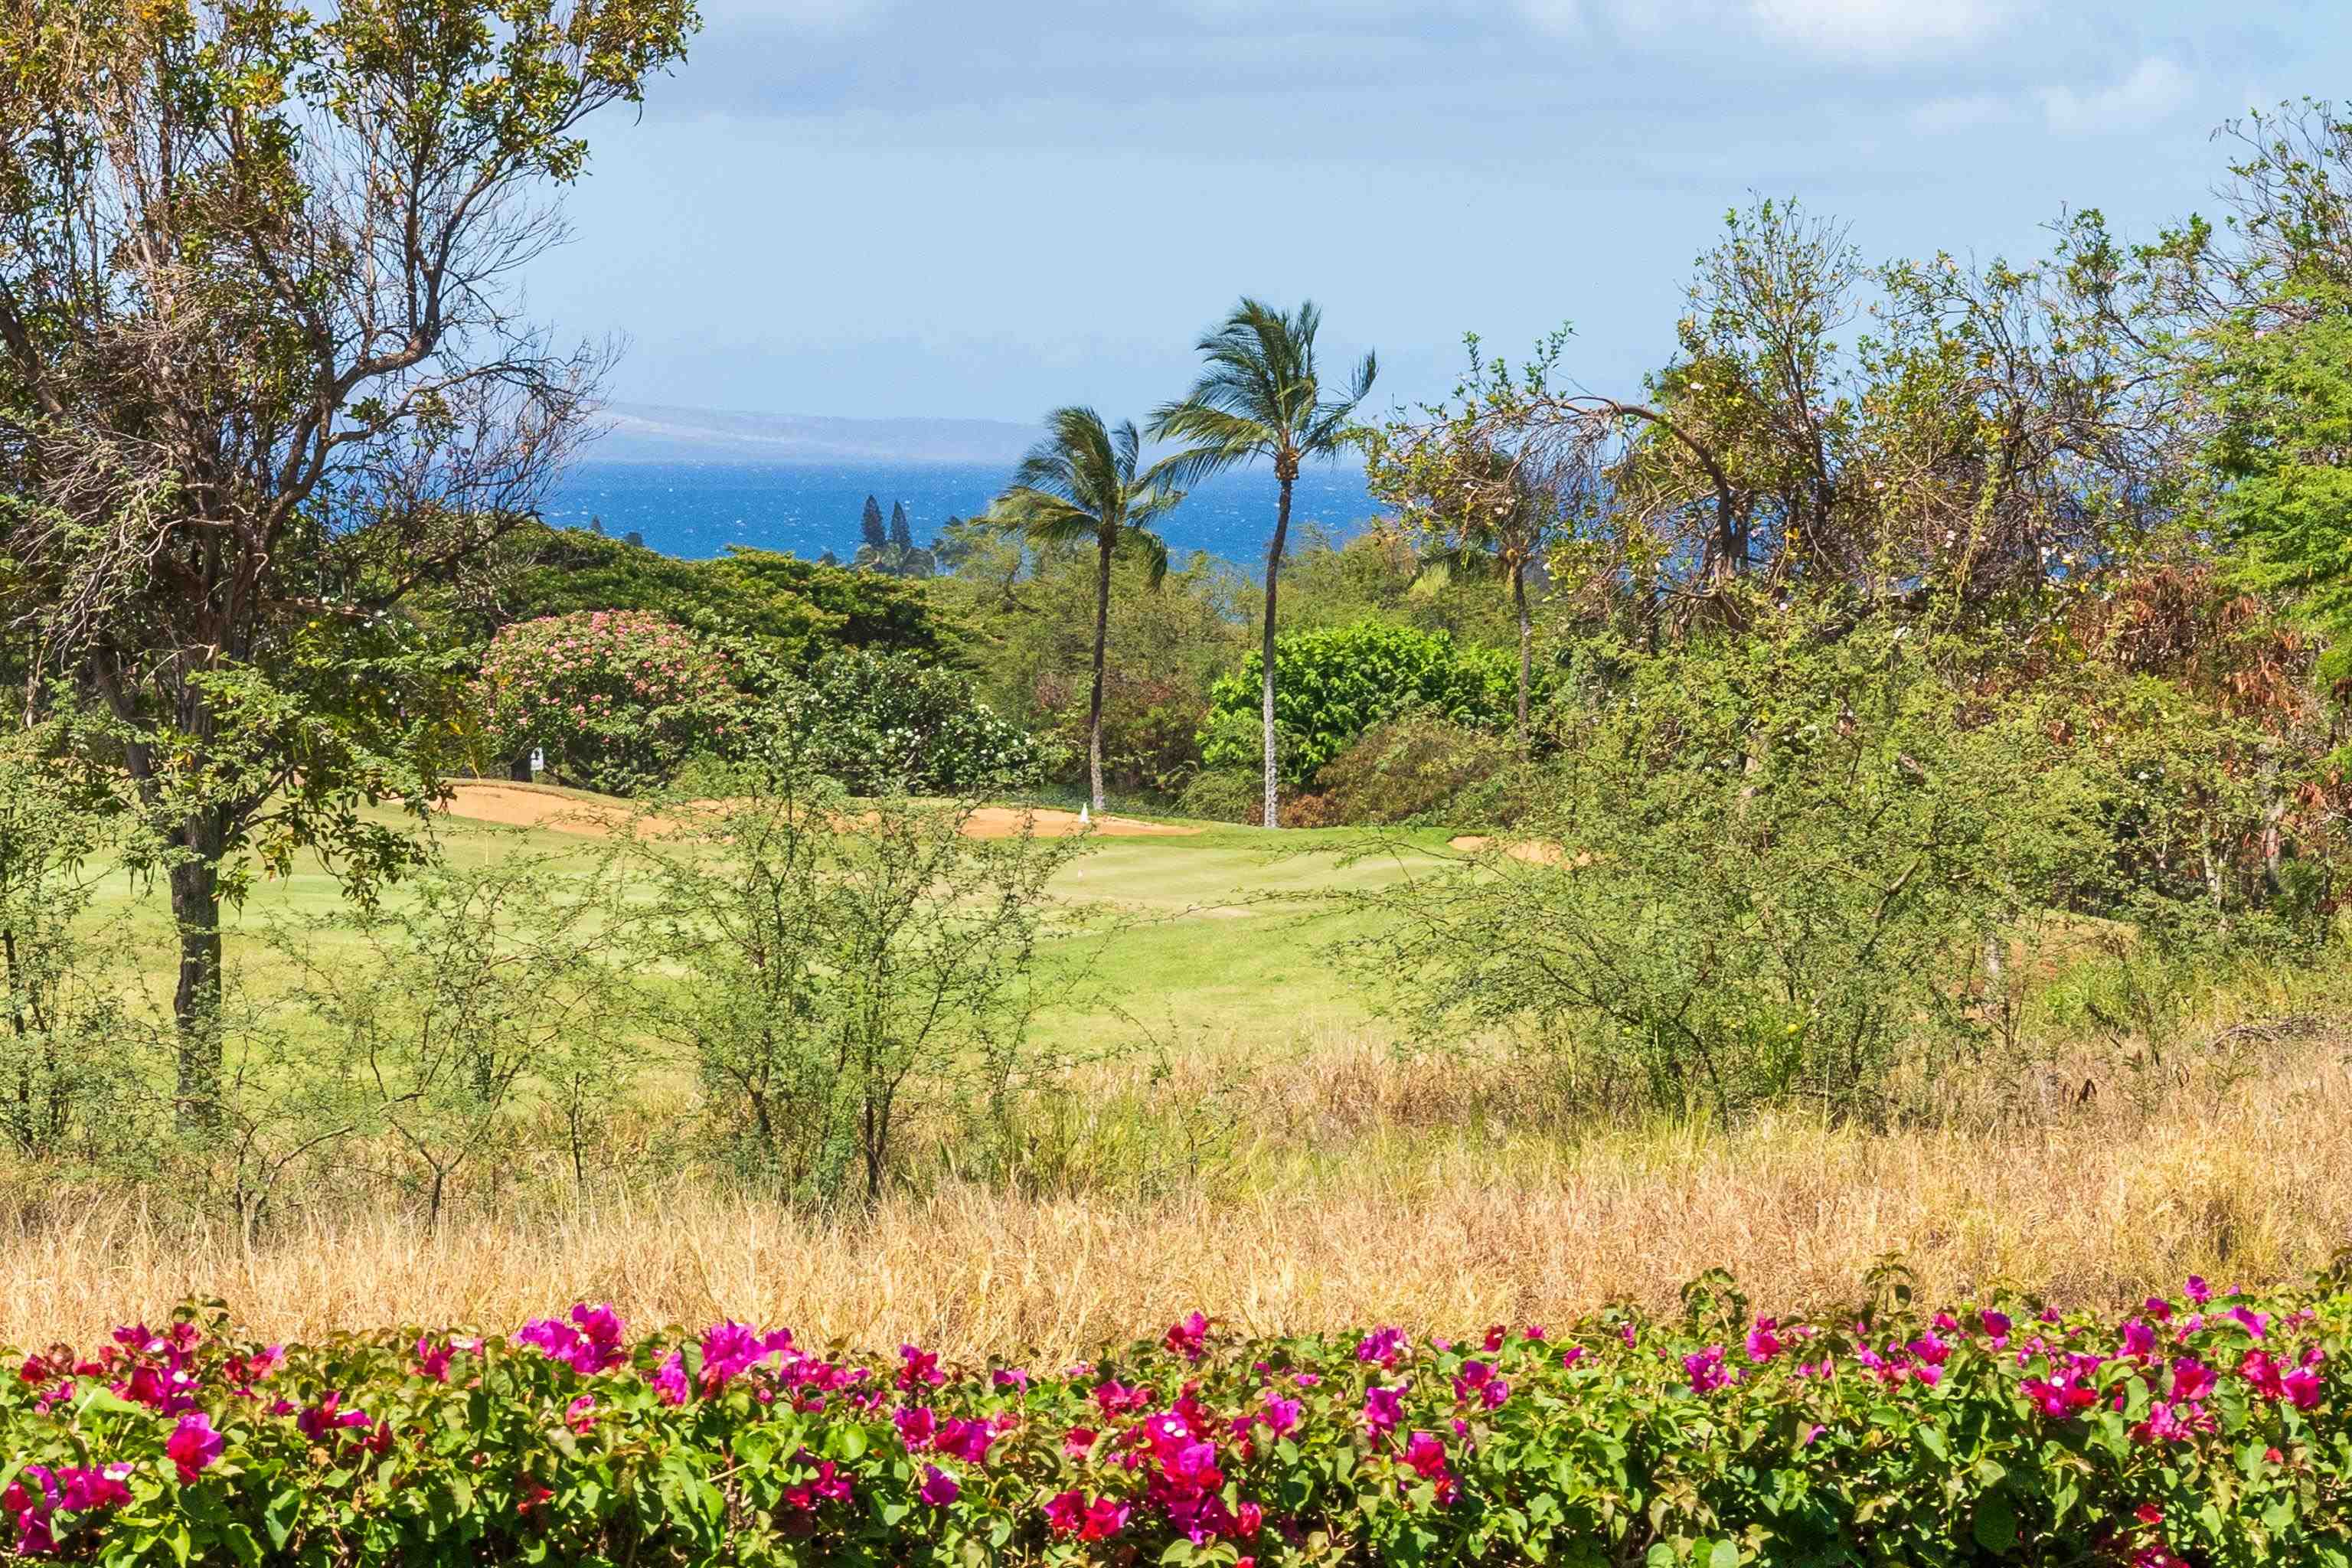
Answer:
1512;560;1531;754
168;838;227;1130
1262;466;1296;829
99;659;237;1132
1089;529;1113;815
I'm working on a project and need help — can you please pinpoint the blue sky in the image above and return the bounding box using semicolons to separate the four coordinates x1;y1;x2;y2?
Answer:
529;0;2352;424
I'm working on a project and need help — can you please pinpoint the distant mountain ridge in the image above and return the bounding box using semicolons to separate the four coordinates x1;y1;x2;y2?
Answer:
591;403;1044;466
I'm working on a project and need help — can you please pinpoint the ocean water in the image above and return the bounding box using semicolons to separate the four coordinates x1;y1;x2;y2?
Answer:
544;460;1380;569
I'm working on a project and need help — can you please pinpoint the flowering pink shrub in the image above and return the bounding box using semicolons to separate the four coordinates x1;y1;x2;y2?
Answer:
2;1274;2348;1564
474;609;740;795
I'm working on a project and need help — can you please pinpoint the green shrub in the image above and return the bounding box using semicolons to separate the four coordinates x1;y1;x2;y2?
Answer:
1202;621;1514;789
453;524;970;665
1349;621;2104;1122
797;649;1044;795
617;755;1086;1199
1175;767;1263;824
0;728;140;1160
1316;710;1512;825
1032;670;1207;801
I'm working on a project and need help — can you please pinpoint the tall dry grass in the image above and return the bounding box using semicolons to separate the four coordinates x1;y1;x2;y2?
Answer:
8;1040;2348;1359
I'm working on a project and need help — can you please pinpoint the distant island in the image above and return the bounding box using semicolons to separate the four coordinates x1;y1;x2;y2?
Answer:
591;402;1044;466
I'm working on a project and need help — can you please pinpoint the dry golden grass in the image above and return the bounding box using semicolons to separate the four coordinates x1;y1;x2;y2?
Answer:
8;1042;2348;1360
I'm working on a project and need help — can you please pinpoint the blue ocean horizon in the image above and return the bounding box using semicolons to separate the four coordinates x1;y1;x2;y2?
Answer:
544;459;1382;569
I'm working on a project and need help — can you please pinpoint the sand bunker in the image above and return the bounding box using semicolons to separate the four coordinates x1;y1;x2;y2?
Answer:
1447;835;1579;866
434;782;1200;841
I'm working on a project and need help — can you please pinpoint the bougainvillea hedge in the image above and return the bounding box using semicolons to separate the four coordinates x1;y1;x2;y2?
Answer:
5;1268;2348;1566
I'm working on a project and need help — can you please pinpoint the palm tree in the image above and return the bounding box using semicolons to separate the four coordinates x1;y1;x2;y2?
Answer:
1151;299;1375;828
990;407;1184;814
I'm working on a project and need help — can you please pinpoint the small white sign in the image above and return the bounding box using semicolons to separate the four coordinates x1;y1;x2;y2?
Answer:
529;748;544;776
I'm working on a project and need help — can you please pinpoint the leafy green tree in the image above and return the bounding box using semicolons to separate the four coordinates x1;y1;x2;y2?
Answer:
991;410;1185;812
861;495;889;551
795;649;1041;795
1152;300;1376;828
890;501;914;551
0;0;694;1123
2203;280;2352;671
447;524;969;665
1372;420;1580;750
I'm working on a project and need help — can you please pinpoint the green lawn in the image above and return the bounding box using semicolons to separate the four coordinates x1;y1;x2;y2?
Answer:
1031;825;1449;1052
81;799;1450;1054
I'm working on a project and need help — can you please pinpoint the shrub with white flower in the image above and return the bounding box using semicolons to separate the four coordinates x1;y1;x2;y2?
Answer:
475;611;741;795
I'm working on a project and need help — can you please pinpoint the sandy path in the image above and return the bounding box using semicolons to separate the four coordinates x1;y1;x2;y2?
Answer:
435;782;1200;841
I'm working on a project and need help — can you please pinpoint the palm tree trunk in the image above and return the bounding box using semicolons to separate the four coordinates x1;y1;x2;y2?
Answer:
1089;531;1113;815
1262;470;1295;829
1512;560;1531;754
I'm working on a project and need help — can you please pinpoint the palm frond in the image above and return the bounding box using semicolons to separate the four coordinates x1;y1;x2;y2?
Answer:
1155;299;1375;477
1144;440;1260;494
988;485;1102;551
1110;420;1142;485
1132;528;1172;589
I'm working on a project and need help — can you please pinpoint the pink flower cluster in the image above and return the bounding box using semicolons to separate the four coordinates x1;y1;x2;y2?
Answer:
8;1319;292;1552
516;1304;629;1375
5;1465;134;1555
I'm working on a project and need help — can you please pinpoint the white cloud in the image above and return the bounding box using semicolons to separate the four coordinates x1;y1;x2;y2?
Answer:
1517;0;1584;29
1907;92;2021;134
2038;56;2194;134
1175;0;1437;14
1746;0;2017;60
1519;0;2020;60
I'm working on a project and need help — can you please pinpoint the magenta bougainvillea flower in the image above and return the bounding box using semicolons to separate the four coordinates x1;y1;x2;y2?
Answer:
897;1344;946;1391
1163;1313;1210;1363
936;1416;995;1465
516;1305;629;1376
165;1413;224;1483
1081;1494;1132;1541
1684;1346;1731;1394
1092;1378;1152;1417
1044;1488;1086;1537
1452;1360;1509;1410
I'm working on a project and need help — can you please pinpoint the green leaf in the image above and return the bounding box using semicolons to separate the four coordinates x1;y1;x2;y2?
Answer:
1972;1494;2019;1556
